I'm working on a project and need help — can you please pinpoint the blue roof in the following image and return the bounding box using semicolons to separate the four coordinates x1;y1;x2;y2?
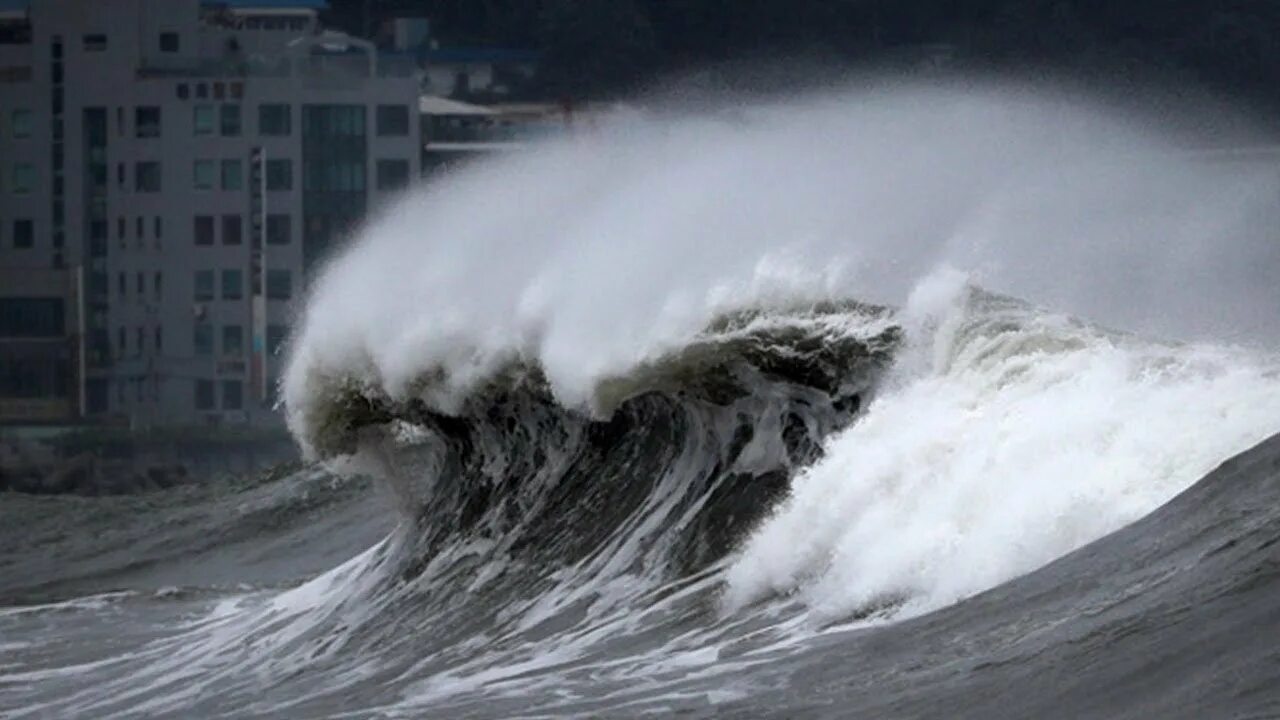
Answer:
202;0;328;8
0;0;328;14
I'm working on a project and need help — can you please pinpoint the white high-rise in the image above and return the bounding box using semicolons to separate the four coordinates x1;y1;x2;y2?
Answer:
0;0;420;426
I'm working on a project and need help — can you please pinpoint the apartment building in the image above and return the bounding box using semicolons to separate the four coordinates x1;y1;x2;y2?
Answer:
0;0;420;426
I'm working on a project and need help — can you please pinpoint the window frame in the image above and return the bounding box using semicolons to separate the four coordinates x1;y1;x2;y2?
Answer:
221;214;242;246
221;324;243;356
11;108;32;139
265;158;292;191
194;215;215;246
220;104;241;137
266;213;291;245
193;104;214;135
134;161;161;193
12;219;34;249
221;268;243;300
258;104;292;136
135;106;161;139
193;159;215;190
12;163;35;194
193;270;214;301
220;158;243;191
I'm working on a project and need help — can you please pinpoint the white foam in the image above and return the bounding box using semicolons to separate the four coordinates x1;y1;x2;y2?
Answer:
282;82;1280;457
723;276;1280;619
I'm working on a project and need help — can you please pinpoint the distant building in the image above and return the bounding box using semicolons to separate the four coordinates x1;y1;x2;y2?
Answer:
0;0;420;427
0;266;80;423
422;47;539;100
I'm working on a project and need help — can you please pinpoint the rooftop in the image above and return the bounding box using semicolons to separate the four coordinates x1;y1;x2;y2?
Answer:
419;95;496;117
0;0;329;10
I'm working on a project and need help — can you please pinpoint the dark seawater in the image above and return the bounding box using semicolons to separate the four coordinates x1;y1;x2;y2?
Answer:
3;297;1280;719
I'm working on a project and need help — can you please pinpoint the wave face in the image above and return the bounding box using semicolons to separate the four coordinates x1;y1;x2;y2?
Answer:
7;83;1280;718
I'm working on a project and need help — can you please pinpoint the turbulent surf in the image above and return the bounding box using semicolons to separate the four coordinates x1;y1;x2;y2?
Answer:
5;83;1280;719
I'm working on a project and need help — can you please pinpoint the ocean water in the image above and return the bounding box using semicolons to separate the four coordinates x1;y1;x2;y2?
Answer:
4;82;1280;719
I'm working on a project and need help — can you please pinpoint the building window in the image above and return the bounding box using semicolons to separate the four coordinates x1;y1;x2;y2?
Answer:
154;271;162;298
259;104;291;135
222;380;243;410
221;159;242;190
266;269;291;300
177;83;189;100
196;83;207;99
214;82;224;100
195;379;214;409
376;104;409;136
194;270;214;301
135;162;160;192
222;325;242;355
83;34;107;52
221;269;243;299
117;272;126;297
266;214;291;245
13;219;33;248
193;104;214;135
159;32;179;53
0;298;63;337
222;215;242;245
117;327;125;354
230;82;243;99
135;106;160;138
376;159;410;191
267;324;287;355
193;159;215;190
136;216;145;240
194;324;213;356
265;158;291;190
220;104;241;136
117;216;126;240
136;272;144;295
194;215;214;245
11;108;31;138
136;326;144;354
154;216;163;239
12;163;34;193
155;326;163;353
305;104;365;136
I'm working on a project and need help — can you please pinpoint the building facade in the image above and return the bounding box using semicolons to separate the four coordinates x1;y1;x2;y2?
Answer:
0;0;420;427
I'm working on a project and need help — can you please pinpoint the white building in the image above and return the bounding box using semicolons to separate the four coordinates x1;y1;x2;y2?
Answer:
0;0;420;427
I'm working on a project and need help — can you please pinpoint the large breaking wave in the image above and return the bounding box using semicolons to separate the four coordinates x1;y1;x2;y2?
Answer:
7;82;1280;718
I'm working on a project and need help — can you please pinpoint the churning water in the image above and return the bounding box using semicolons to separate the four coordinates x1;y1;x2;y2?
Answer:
6;82;1280;719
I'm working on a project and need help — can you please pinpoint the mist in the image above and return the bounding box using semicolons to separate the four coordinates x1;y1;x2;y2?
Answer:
285;79;1280;448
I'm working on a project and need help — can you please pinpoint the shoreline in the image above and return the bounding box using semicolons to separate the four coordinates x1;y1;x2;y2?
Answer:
0;425;299;496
